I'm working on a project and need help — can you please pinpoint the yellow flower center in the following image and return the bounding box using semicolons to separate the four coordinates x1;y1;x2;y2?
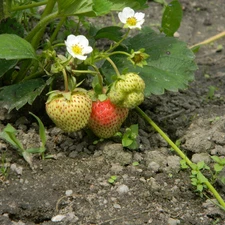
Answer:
72;45;82;55
126;17;137;26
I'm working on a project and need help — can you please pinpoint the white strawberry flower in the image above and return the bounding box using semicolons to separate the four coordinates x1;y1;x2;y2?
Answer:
118;7;145;29
65;34;93;60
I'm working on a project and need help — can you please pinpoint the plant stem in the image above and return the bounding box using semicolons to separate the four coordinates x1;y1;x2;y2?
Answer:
31;0;57;49
49;17;66;45
107;51;131;58
190;31;225;49
26;11;59;43
71;70;98;75
105;57;121;77
11;0;48;11
106;29;130;53
135;106;225;209
62;68;68;92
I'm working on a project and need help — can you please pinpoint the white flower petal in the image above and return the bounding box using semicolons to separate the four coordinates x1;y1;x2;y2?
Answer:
66;34;78;45
122;7;135;17
118;12;127;23
65;34;92;60
83;46;93;54
76;35;89;47
76;54;87;60
135;12;145;21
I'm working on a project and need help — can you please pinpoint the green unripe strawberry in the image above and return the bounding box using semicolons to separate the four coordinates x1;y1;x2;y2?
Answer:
88;98;129;139
46;89;92;132
108;73;145;109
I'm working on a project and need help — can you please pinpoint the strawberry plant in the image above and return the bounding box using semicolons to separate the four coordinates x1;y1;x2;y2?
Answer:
0;0;225;211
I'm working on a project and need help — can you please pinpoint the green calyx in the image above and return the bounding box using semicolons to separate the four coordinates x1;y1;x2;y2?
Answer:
46;88;88;103
108;73;145;109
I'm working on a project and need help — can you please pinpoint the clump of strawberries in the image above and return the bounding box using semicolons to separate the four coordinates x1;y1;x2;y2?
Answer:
46;72;145;139
108;73;145;109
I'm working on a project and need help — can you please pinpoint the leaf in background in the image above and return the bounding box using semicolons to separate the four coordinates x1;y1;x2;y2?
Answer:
57;0;148;17
161;0;183;36
0;59;17;78
0;78;46;112
57;0;93;15
108;0;148;10
94;26;123;42
0;34;37;60
101;27;197;96
0;18;25;37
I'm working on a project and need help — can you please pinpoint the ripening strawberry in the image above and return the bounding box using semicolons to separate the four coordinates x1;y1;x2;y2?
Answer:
88;98;129;138
108;72;145;109
46;89;92;132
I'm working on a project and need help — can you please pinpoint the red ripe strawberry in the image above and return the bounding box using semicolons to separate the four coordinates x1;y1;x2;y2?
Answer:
88;99;129;138
46;89;92;132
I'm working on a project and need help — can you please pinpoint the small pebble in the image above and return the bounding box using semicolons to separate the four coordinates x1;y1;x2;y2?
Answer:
117;184;129;194
168;217;180;225
65;190;73;196
51;214;66;222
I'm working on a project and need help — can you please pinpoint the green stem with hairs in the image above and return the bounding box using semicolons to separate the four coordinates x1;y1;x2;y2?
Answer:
135;106;225;209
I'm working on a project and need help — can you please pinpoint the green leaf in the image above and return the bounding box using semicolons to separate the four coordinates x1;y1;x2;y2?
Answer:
29;112;47;148
108;0;148;10
197;184;203;192
0;34;37;60
180;159;188;169
197;161;205;170
122;138;133;147
211;155;222;164
57;0;93;15
0;59;17;78
57;0;147;17
101;27;197;96
0;124;24;153
214;164;224;173
197;172;208;183
93;0;113;16
161;0;183;36
0;78;46;112
95;26;123;42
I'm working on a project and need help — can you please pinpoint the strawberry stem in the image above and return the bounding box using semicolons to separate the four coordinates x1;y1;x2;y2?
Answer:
106;57;121;78
62;68;69;92
135;106;225;209
106;29;130;53
91;64;104;92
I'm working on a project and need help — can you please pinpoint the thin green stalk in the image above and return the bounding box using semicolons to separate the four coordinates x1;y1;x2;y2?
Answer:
11;0;48;11
91;64;104;90
50;17;66;44
135;106;225;209
107;51;131;58
105;57;121;77
71;70;98;75
62;68;68;92
106;29;130;53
